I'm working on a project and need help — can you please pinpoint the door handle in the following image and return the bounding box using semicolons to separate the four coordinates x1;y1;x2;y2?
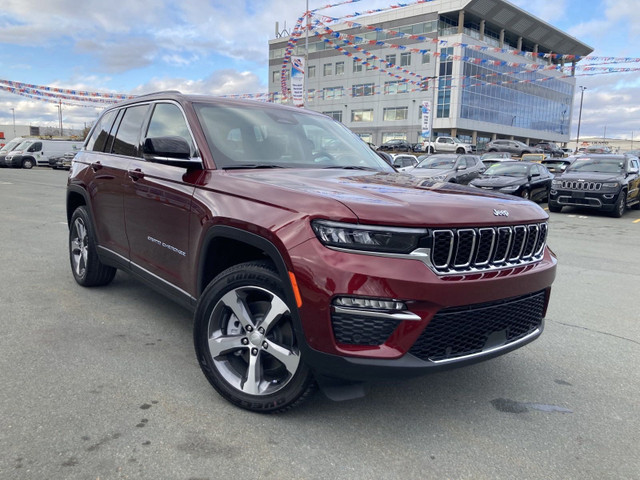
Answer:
90;161;103;171
127;168;144;181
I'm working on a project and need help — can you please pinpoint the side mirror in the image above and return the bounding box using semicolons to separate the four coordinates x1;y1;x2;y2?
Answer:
456;165;467;171
143;136;201;169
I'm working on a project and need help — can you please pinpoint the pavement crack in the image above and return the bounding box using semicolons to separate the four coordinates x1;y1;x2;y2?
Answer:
549;318;640;346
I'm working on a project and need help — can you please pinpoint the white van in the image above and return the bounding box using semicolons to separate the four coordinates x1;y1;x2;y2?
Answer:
5;139;83;169
0;137;28;167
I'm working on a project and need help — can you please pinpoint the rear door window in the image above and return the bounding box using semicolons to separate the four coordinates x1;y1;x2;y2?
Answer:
111;105;150;157
86;110;118;152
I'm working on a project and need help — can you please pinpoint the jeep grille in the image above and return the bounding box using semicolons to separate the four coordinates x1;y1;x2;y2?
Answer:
430;222;547;274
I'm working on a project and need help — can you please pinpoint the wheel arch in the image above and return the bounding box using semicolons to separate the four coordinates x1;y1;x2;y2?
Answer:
66;187;90;227
196;225;305;342
197;226;293;299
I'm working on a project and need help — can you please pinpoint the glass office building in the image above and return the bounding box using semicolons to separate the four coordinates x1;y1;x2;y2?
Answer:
268;0;592;149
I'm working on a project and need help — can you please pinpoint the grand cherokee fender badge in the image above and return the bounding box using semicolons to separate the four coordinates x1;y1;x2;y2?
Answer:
493;209;509;217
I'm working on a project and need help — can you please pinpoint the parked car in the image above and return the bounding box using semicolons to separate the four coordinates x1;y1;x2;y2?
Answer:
480;152;513;168
535;142;564;158
0;137;28;168
485;139;543;156
391;153;419;171
406;153;485;184
411;143;425;152
521;153;547;163
378;139;412;152
548;154;640;217
584;145;612;154
541;156;579;175
5;138;83;168
66;91;556;412
469;161;554;201
375;150;393;166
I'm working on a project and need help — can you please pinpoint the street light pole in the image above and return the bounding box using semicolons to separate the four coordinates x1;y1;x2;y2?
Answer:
56;101;64;136
575;85;586;152
10;107;16;137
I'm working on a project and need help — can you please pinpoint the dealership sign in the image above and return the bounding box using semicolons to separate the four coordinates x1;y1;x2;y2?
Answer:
291;56;305;107
421;101;431;138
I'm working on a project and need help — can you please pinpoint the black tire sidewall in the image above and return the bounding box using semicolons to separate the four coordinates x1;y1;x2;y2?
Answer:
194;262;313;413
69;206;116;286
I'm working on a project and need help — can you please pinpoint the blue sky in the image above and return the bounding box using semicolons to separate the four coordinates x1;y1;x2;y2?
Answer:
0;0;638;140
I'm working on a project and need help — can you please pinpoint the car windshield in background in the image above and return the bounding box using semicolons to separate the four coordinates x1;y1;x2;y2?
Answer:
194;103;392;171
566;156;624;174
485;163;529;176
415;155;457;169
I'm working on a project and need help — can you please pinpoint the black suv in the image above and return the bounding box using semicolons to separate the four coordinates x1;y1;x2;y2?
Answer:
535;142;564;158
548;154;640;217
378;139;412;152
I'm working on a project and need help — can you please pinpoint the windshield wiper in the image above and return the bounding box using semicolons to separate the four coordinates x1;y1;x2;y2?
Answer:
322;166;378;171
223;164;287;170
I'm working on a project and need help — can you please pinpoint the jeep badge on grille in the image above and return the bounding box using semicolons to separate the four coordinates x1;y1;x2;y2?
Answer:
493;209;509;217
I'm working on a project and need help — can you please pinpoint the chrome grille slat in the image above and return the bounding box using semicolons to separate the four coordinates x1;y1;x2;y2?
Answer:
429;222;548;275
561;180;602;191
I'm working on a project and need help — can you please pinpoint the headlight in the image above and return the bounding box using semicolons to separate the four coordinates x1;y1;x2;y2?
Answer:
499;185;520;192
311;220;428;254
602;182;620;188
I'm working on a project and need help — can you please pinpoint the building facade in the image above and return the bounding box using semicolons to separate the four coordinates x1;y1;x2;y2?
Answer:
268;0;593;149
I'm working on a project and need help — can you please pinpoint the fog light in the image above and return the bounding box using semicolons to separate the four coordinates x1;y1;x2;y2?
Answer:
333;296;407;311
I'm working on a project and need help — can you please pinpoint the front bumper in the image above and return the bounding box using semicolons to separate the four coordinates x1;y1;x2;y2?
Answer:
549;188;620;211
289;237;556;380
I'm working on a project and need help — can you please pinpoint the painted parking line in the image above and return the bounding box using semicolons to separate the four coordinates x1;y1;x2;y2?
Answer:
634;219;640;224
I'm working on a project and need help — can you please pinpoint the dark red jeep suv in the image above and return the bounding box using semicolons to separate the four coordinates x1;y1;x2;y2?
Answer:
67;91;556;412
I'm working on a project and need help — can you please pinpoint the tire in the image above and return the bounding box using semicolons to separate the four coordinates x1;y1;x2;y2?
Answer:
520;189;530;200
611;191;626;218
69;206;117;286
22;158;35;169
521;150;530;156
548;201;563;213
194;261;314;413
428;146;435;153
456;147;465;154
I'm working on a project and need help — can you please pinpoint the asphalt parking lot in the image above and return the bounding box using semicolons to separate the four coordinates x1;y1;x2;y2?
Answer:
1;167;639;480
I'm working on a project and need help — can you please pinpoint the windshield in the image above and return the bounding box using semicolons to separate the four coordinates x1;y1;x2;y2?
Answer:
194;103;393;171
485;163;529;176
0;138;23;153
566;156;624;174
415;155;457;169
13;140;34;151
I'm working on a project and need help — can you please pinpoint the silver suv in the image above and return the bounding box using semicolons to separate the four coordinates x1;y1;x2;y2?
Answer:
486;140;543;156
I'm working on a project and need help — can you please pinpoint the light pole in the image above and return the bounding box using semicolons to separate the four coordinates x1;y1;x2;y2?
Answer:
56;101;63;136
10;107;16;137
575;86;586;152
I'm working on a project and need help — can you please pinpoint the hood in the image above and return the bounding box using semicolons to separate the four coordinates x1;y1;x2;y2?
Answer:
407;167;453;178
558;171;622;182
470;175;525;188
220;169;547;226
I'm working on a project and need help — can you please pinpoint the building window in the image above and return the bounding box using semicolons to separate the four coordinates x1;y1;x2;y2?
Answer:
353;60;363;73
400;52;411;66
323;87;344;100
422;51;431;64
384;81;409;95
335;62;344;75
383;107;408;121
382;132;406;143
272;71;279;83
308;65;316;78
351;109;374;122
352;83;375;97
385;54;397;66
357;133;373;143
366;56;375;71
323;63;333;76
322;111;343;122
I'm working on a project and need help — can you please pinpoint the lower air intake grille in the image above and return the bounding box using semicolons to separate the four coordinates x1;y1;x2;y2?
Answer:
409;291;546;362
331;312;399;346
